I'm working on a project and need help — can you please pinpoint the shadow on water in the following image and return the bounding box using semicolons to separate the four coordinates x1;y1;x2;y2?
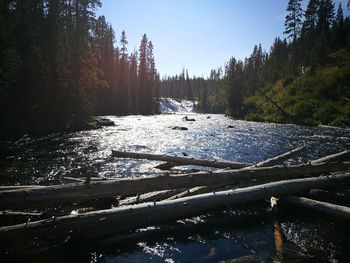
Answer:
2;202;349;262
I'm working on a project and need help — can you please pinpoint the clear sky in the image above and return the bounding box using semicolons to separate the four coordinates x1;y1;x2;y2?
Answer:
98;0;349;78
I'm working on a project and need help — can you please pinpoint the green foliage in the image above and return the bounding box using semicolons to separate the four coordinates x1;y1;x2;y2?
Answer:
244;51;350;126
284;0;303;40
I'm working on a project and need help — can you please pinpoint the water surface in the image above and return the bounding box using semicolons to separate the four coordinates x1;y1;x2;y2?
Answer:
1;113;349;262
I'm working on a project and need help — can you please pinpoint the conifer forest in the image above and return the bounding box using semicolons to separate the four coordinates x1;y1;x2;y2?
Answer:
1;1;350;262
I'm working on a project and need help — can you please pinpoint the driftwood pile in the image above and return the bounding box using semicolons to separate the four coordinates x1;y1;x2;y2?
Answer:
0;148;349;253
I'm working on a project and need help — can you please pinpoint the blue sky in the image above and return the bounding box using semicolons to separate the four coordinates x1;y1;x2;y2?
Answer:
98;0;349;78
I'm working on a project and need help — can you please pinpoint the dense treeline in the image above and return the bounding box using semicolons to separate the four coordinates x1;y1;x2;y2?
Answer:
0;0;159;138
161;0;350;126
160;68;227;113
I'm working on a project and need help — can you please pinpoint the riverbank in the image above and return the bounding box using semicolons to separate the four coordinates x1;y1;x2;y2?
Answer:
0;116;115;141
243;51;350;127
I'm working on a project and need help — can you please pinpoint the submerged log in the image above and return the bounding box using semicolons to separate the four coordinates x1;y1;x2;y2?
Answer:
0;161;349;210
1;173;350;243
282;196;350;219
112;150;251;169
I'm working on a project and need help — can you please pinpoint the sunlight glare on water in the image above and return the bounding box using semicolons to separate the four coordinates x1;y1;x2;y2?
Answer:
1;112;350;262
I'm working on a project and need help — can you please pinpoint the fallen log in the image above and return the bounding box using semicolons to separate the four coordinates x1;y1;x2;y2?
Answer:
118;189;185;206
0;185;45;191
1;173;349;244
166;185;234;200
168;146;306;200
61;176;112;184
0;210;42;217
252;146;304;168
282;196;350;219
112;150;251;169
311;150;350;165
0;161;349;210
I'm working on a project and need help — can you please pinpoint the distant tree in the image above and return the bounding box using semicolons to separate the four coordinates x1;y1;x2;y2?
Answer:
302;0;319;34
138;33;153;114
226;57;244;118
119;30;129;114
186;69;193;99
317;0;335;34
284;0;303;41
147;41;159;112
335;2;344;26
333;2;345;48
265;38;289;82
129;52;138;114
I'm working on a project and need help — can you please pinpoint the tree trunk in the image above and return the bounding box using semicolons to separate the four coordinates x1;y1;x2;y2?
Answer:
112;150;251;169
1;173;349;245
252;146;304;168
0;161;349;210
311;150;350;165
282;196;350;219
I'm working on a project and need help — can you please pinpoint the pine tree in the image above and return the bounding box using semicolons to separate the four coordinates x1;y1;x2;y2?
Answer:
226;57;244;118
317;0;335;34
302;0;319;34
284;0;303;41
147;41;158;111
333;2;345;48
129;52;138;114
335;2;344;26
119;30;129;114
138;33;152;114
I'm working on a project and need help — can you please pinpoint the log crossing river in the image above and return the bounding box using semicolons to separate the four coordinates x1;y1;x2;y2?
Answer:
0;113;349;262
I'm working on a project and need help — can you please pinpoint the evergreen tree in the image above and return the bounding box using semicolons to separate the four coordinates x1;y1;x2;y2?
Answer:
138;33;152;114
119;30;129;114
129;52;138;114
226;57;244;118
335;2;344;26
317;0;335;34
334;2;345;48
284;0;303;41
302;0;319;35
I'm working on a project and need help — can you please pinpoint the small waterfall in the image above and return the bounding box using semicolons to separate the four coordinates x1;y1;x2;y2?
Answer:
158;98;196;113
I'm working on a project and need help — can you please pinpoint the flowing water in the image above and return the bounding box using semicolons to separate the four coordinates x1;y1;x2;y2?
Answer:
1;104;350;262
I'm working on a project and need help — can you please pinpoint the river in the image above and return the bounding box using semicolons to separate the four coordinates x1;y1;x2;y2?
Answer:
1;106;350;262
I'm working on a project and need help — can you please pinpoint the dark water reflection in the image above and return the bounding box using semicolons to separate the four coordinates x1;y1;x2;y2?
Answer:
1;114;350;262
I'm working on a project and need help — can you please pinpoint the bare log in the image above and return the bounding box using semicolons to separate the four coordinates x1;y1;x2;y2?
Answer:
0;161;349;210
252;146;305;168
0;210;42;217
118;189;184;206
61;177;112;184
311;150;350;165
154;162;179;170
166;185;236;200
257;87;297;123
167;186;210;200
1;173;349;243
169;146;306;200
0;185;45;191
112;150;251;169
282;196;350;219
